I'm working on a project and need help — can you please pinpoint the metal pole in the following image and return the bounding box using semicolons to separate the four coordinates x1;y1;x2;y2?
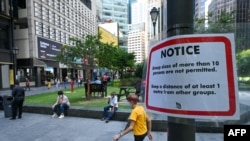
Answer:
10;0;17;87
153;23;156;36
167;0;195;141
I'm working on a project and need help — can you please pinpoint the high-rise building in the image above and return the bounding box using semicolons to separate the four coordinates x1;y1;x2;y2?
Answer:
236;0;250;51
12;0;97;87
208;0;236;21
194;0;207;19
101;0;129;50
98;22;119;46
0;0;19;89
128;23;145;64
128;0;146;64
207;0;250;52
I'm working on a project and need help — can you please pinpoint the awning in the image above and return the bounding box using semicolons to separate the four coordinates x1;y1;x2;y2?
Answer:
0;61;13;65
33;58;47;67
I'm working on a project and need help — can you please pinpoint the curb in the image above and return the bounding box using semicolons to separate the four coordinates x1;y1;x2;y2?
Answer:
20;104;250;133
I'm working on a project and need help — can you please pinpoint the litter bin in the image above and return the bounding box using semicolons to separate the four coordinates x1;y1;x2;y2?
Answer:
0;95;3;110
3;95;13;118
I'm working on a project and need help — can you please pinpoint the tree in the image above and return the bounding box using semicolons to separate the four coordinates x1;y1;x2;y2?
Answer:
96;42;117;69
194;11;235;34
56;33;136;80
56;34;100;80
113;48;136;78
195;10;250;78
236;49;250;77
134;60;145;79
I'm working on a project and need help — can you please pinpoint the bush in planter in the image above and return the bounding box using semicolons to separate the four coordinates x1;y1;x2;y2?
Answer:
113;79;121;87
107;79;121;87
120;77;141;87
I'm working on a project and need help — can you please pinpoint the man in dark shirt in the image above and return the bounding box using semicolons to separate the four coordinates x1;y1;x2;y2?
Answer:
10;81;25;120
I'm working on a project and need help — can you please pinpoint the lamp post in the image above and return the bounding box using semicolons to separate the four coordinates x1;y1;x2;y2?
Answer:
150;7;159;37
12;46;19;83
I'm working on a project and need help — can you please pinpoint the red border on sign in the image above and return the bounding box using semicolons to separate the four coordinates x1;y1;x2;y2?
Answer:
146;36;236;116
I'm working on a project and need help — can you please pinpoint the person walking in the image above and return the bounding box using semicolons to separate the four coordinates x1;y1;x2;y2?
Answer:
113;94;153;141
51;90;70;119
55;78;60;89
70;79;74;93
64;76;68;89
102;73;108;87
10;81;25;120
25;77;30;91
47;78;51;89
77;77;81;87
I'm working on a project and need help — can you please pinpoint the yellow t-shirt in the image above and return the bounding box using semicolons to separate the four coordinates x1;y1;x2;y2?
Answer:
129;105;148;135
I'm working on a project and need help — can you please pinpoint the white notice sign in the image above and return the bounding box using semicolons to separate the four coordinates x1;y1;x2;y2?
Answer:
145;34;240;119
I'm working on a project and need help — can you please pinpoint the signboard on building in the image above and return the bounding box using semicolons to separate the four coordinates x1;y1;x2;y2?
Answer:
37;37;62;60
145;34;240;119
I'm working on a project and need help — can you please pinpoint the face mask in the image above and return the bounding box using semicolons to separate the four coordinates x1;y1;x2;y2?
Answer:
127;101;132;108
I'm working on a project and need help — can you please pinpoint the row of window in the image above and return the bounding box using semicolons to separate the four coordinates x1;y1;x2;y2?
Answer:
34;2;95;29
33;1;97;45
35;21;89;45
40;0;90;14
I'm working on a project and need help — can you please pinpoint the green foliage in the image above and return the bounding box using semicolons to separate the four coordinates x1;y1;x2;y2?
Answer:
123;72;133;78
114;49;135;70
97;43;117;69
134;61;145;78
194;11;236;34
108;79;121;87
120;77;141;87
236;49;250;77
56;33;136;79
55;34;100;67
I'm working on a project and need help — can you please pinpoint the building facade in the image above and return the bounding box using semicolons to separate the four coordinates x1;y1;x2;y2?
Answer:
194;0;207;19
207;0;250;52
0;0;18;89
101;0;128;50
236;0;250;52
13;0;97;87
128;23;145;64
128;0;146;64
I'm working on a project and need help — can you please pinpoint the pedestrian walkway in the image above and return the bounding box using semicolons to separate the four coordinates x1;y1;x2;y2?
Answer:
0;83;79;97
0;111;223;141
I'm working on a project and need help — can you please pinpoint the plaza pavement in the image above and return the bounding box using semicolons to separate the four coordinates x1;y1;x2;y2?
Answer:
0;84;250;141
0;111;224;141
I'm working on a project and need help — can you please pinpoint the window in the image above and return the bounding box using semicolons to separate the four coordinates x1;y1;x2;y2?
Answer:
0;24;9;49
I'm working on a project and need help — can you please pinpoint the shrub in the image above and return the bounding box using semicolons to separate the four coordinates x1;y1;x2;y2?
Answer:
120;77;141;86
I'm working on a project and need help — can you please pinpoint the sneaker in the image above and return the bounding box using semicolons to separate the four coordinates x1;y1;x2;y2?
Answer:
52;114;57;118
101;117;105;121
58;114;64;119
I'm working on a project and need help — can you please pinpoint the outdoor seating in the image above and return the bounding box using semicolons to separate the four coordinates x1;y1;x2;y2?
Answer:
117;86;135;101
117;82;142;102
84;83;106;98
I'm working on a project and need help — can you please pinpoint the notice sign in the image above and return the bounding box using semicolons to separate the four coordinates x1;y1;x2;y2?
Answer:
146;34;239;119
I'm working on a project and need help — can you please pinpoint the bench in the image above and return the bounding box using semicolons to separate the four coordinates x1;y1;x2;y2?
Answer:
117;85;142;102
117;92;129;102
117;86;136;101
84;83;107;98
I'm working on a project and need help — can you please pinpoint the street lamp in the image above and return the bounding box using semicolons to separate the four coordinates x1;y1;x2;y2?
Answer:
150;7;159;36
12;46;19;83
